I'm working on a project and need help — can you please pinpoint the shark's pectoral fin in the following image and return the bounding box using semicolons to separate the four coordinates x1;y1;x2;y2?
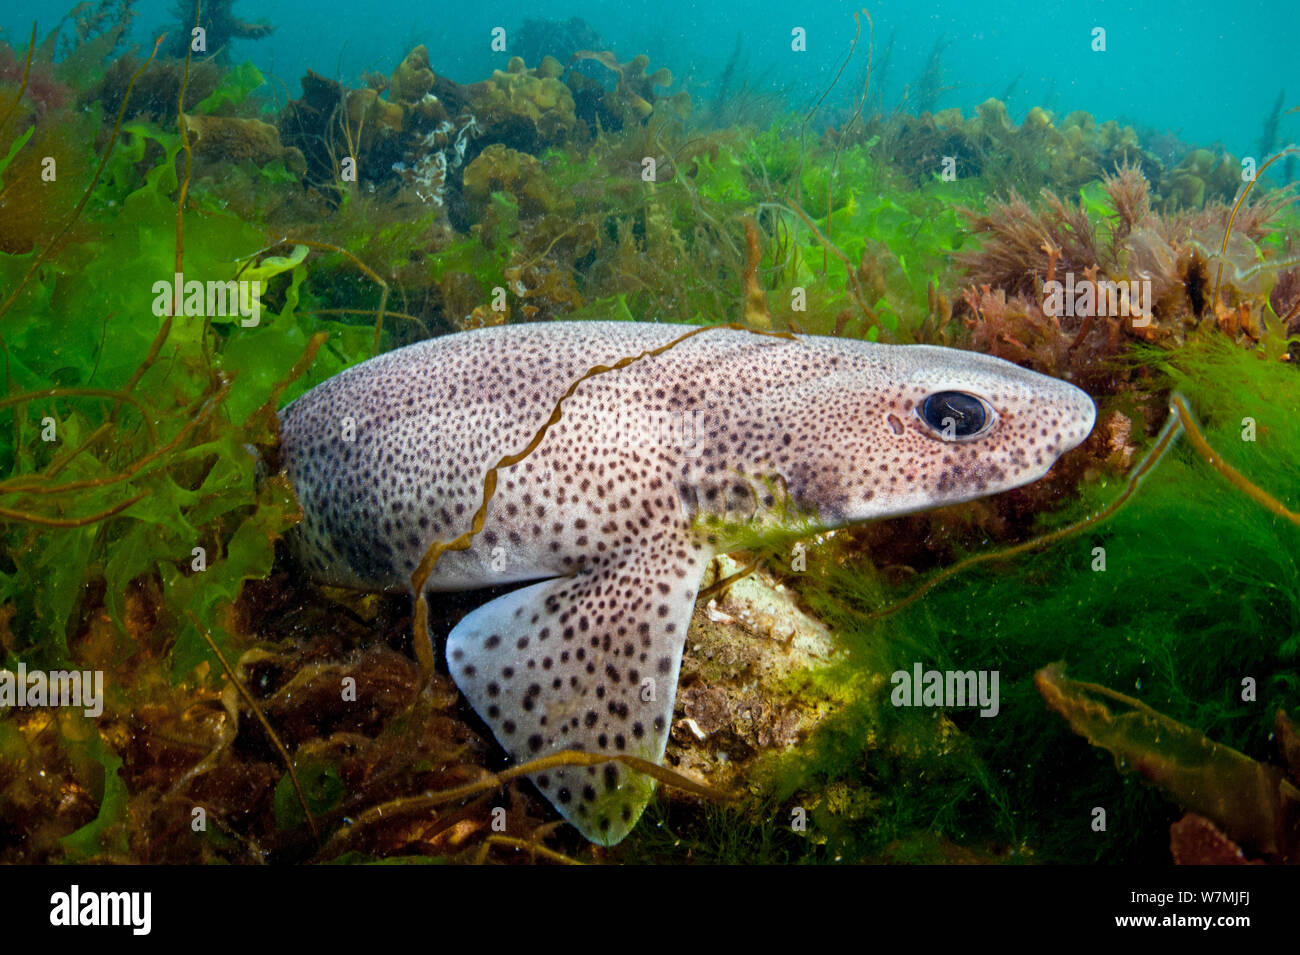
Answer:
446;536;709;845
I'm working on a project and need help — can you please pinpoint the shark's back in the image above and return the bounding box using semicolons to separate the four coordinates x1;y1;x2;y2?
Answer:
278;321;781;590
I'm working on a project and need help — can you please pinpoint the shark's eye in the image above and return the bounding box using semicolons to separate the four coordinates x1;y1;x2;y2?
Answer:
919;392;993;440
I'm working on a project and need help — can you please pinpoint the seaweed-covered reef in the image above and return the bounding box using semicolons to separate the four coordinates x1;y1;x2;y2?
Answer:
0;4;1297;863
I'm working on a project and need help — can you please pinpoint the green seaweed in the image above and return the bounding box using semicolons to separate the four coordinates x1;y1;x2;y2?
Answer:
57;723;129;861
0;125;34;182
274;756;344;830
195;61;267;115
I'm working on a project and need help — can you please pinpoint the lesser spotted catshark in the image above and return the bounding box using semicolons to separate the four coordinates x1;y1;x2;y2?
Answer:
278;321;1095;844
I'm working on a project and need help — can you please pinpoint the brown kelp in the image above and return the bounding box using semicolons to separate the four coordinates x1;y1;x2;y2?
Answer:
1037;664;1299;863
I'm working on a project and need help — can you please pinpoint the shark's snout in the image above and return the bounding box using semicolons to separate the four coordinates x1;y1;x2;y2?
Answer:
1060;382;1097;452
1032;377;1095;461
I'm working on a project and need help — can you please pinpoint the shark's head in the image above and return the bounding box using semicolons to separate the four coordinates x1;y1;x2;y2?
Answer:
756;340;1096;526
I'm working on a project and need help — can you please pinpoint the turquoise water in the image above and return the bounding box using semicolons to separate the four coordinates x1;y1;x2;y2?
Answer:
3;0;1296;157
